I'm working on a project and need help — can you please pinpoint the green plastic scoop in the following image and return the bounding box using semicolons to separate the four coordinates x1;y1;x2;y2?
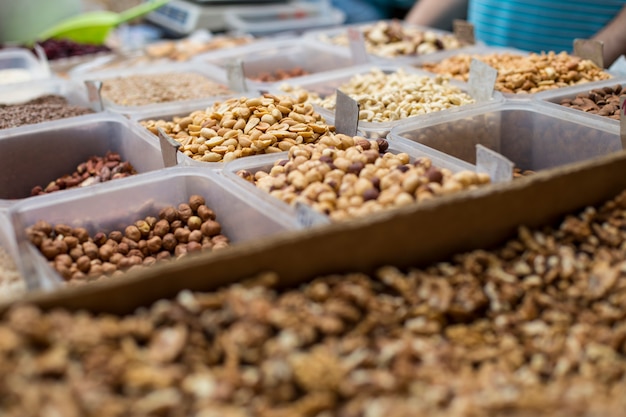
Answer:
36;0;170;45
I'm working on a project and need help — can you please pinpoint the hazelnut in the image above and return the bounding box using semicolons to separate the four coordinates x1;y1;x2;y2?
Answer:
93;232;107;246
89;264;104;277
101;262;117;275
127;249;144;259
426;167;443;184
175;244;188;257
127;255;143;267
135;220;151;237
71;271;86;281
98;245;114;261
69;246;84;261
376;138;389;152
170;220;183;230
189;230;203;243
189;195;206;212
82;241;99;260
211;235;229;245
145;216;157;229
54;239;69;254
187;216;202;231
174;228;191;244
147;236;163;254
55;254;73;268
33;220;52;235
196;205;216;221
108;230;123;243
201;220;222;237
213;241;229;250
40;241;61;260
177;203;193;222
27;230;46;247
159;206;178;223
56;264;72;280
187;241;202;253
121;237;138;250
153;219;170;237
138;239;149;257
143;256;157;266
162;233;177;252
109;253;124;265
76;256;91;273
54;223;73;237
63;236;79;249
125;225;142;242
117;242;129;256
156;251;171;261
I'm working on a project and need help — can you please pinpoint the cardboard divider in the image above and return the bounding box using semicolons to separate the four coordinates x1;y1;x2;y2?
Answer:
4;149;626;315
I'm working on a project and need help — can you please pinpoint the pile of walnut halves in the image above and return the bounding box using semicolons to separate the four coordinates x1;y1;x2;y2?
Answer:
3;189;626;416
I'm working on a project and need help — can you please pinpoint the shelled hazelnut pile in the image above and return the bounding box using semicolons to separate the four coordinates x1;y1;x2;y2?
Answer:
26;195;229;284
4;188;626;415
236;136;490;221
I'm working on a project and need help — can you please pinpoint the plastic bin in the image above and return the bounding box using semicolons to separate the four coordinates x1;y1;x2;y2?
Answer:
534;77;626;127
0;112;166;202
10;166;302;290
70;61;235;117
0;210;28;302
193;37;354;92
303;20;474;64
272;63;504;139
222;137;477;227
0;47;50;86
389;100;621;170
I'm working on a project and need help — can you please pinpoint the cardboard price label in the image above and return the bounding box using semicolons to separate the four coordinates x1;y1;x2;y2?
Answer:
226;58;248;93
453;20;475;45
347;27;369;65
476;144;513;183
335;89;360;137
573;38;604;69
468;59;497;102
157;127;181;168
84;80;104;112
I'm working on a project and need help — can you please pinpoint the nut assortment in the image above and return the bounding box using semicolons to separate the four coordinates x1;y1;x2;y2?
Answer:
558;84;623;120
100;72;233;106
421;51;612;94
25;195;229;284
320;19;462;58
252;66;310;82
282;68;475;123
141;93;334;163
236;136;490;221
5;189;626;415
0;246;25;303
0;94;94;130
30;151;137;196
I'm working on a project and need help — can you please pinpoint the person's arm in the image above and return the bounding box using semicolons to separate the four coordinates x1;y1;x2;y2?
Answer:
592;5;626;67
404;0;469;31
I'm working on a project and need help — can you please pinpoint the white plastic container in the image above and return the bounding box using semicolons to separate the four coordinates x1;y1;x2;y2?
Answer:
10;166;303;291
0;112;166;203
0;48;51;93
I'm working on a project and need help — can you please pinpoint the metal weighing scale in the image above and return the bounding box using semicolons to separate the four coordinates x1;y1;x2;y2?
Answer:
145;0;323;35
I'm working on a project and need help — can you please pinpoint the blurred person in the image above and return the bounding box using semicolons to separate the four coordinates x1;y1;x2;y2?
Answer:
404;0;626;66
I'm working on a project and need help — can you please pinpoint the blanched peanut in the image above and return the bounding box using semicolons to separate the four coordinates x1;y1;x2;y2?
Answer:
141;94;334;163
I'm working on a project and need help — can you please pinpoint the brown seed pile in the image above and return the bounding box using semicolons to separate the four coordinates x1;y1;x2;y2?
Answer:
421;51;612;94
559;84;623;120
30;151;137;196
237;135;490;221
0;246;25;303
100;72;233;107
141;93;334;163
252;67;310;82
26;195;229;284
0;94;94;130
5;189;626;415
320;19;462;58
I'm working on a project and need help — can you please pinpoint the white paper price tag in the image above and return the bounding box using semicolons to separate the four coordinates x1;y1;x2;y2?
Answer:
226;58;248;93
573;38;604;68
453;20;475;45
476;144;513;183
468;59;497;102
335;89;360;136
157;127;181;168
295;202;331;227
84;80;104;112
348;27;369;65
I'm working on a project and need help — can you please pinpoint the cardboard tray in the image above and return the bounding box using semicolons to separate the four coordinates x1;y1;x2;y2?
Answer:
4;147;626;315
